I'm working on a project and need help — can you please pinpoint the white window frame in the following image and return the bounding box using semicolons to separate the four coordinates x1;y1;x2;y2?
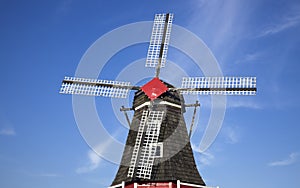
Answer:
150;142;163;158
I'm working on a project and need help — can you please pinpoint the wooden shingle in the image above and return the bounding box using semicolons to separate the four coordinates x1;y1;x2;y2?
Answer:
112;83;205;186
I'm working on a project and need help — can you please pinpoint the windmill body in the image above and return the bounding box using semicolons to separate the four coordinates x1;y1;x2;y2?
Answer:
112;83;205;188
60;13;256;188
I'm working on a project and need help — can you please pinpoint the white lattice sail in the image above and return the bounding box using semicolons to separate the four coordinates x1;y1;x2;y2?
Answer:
127;111;149;178
60;76;131;98
127;110;165;179
180;77;257;95
146;13;173;68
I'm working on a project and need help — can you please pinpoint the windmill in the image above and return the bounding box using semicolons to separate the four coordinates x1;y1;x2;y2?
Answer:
60;13;256;188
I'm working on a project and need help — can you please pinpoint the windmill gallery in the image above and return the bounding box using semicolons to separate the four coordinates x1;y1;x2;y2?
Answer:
60;13;257;188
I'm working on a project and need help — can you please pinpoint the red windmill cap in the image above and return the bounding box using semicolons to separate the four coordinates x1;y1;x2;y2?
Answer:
141;77;168;101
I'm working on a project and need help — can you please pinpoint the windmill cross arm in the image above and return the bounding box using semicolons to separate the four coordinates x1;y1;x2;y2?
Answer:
177;76;257;95
60;76;139;98
172;87;257;95
62;79;140;90
120;106;133;111
185;100;200;108
175;87;257;92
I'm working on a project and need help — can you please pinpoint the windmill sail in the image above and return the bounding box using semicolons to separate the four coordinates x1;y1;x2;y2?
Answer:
60;76;139;98
146;13;173;70
127;110;165;180
127;111;149;178
135;110;164;179
179;76;257;95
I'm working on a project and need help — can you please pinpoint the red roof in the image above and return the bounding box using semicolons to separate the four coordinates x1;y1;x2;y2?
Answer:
141;78;168;101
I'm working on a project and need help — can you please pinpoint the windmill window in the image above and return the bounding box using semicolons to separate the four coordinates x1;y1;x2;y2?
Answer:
150;142;163;158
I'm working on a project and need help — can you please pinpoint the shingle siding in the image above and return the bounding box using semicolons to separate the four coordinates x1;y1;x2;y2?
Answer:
112;84;205;186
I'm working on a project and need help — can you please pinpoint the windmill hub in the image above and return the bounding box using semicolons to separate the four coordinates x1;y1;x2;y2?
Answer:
141;77;168;101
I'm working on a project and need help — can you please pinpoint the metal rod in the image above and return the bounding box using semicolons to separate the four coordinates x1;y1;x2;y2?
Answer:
155;13;170;78
120;107;133;111
185;102;201;108
189;100;200;139
120;106;132;127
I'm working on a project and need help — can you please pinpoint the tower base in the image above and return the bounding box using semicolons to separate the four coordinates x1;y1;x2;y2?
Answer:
109;180;218;188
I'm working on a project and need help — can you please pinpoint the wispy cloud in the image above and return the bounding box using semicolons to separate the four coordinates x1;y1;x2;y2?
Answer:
187;1;250;64
259;7;300;37
198;151;215;166
268;152;300;167
56;0;73;14
39;173;62;177
76;150;102;174
20;170;62;178
222;126;239;144
192;143;215;166
0;114;16;136
235;52;264;64
227;99;262;109
0;128;16;136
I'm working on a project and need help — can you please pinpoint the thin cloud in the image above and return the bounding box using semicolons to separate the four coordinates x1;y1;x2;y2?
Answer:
227;99;262;109
39;173;61;177
0;128;16;136
222;126;239;144
188;1;250;64
198;151;215;166
259;8;300;37
268;152;300;167
76;150;102;174
192;143;215;166
21;170;62;178
243;53;260;62
56;0;73;14
235;52;264;64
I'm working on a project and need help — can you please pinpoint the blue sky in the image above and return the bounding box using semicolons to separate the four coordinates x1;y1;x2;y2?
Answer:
0;0;300;188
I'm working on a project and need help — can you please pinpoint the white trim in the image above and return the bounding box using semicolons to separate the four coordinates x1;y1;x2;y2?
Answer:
177;180;181;188
149;142;163;158
135;101;150;110
108;181;125;188
135;101;181;110
159;101;182;109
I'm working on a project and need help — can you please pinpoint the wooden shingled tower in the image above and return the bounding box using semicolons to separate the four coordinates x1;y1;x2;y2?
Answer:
60;13;257;188
111;85;206;187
